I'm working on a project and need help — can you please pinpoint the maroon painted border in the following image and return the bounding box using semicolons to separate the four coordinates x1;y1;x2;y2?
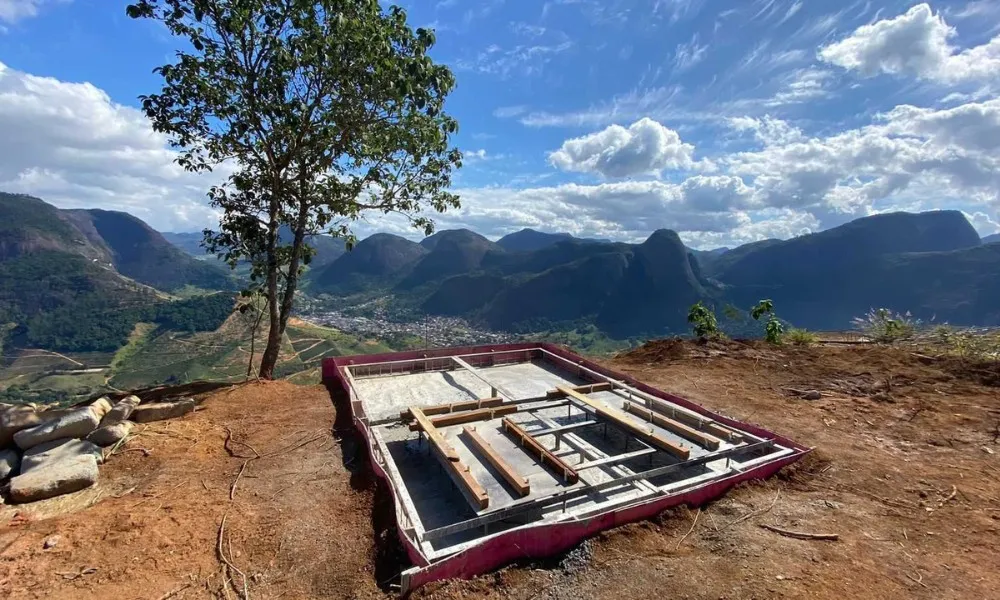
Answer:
322;343;810;594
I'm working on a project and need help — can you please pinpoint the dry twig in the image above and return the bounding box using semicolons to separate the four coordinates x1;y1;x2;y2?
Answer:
673;508;701;550
231;460;251;501
719;490;780;531
759;524;839;541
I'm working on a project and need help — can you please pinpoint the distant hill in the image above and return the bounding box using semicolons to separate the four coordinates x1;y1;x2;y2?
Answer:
983;233;1000;245
67;209;230;291
397;229;504;289
716;211;994;327
162;226;347;268
496;229;576;252
308;233;427;295
496;228;613;252
0;192;240;355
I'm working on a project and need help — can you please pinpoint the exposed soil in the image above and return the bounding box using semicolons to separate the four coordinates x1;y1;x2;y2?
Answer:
3;341;999;599
1;381;383;600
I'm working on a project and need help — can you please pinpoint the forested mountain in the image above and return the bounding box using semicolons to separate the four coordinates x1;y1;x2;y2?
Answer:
718;211;997;328
983;233;1000;245
309;233;427;295
496;229;576;252
163;225;347;268
0;193;235;353
4;191;999;345
312;210;1000;333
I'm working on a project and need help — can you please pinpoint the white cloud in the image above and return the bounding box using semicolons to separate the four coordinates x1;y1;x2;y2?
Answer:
455;40;573;78
0;0;63;24
493;105;528;118
548;118;703;178
0;61;222;231
819;3;1000;84
725;97;1000;219
673;34;707;71
728;116;805;146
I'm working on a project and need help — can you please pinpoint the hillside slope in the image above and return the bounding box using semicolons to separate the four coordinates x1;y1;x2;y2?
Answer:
308;233;427;295
718;211;996;327
69;209;231;291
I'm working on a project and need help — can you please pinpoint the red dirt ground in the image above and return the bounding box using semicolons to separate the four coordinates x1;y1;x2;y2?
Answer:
3;341;999;599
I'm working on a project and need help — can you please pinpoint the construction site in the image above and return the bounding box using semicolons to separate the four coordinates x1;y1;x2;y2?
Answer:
1;337;998;599
325;343;807;592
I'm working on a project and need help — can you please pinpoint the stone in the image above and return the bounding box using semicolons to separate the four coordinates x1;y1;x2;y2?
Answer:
13;406;103;450
803;390;822;401
21;438;104;471
8;455;99;503
0;448;20;480
87;421;133;447
43;534;61;549
99;395;140;428
89;397;113;420
131;398;196;423
0;405;40;448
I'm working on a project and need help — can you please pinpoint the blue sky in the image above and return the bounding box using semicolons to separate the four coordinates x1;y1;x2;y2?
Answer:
1;0;999;248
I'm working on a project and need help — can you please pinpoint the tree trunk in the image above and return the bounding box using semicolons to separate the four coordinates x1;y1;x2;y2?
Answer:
258;197;283;380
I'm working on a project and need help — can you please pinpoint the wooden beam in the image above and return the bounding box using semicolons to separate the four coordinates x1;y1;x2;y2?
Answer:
411;407;490;510
452;356;516;399
646;396;744;443
556;386;691;460
463;427;530;497
410;407;460;462
545;382;613;398
409;405;519;431
501;418;580;484
623;401;722;450
399;397;503;420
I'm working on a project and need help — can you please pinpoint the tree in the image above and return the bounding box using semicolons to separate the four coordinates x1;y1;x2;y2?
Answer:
127;0;462;378
751;299;784;344
687;301;719;339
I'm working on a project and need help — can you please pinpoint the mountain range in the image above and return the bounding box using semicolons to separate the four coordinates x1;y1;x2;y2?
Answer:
3;192;1000;345
300;210;1000;335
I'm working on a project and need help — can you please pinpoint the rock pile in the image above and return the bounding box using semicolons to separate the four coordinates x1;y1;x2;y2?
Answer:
0;394;196;503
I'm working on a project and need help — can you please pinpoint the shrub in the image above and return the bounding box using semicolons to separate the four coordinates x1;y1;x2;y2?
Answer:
687;301;720;339
785;328;818;346
751;299;784;344
852;308;918;344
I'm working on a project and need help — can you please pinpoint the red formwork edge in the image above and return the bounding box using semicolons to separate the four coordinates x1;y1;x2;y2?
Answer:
323;343;811;594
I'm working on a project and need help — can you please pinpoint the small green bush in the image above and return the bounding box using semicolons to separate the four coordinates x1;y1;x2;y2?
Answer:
751;299;784;344
687;301;720;339
785;328;817;346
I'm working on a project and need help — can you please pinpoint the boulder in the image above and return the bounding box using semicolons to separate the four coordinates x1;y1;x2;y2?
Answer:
99;395;140;428
20;438;104;471
132;398;196;423
90;397;113;420
8;455;99;503
87;421;133;447
0;448;20;480
13;406;103;450
1;405;40;448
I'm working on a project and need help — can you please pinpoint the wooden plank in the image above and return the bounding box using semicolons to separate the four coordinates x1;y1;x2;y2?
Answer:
545;382;613;398
408;405;520;431
463;427;530;497
623;401;722;450
556;387;691;460
411;407;490;510
410;407;460;462
399;397;504;420
501;418;580;484
647;396;745;443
